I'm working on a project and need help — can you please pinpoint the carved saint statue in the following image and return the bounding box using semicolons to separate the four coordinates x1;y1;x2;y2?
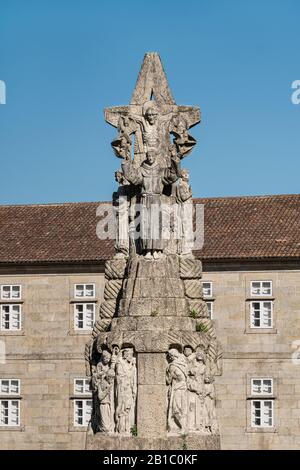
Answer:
115;348;137;435
204;375;219;434
112;170;131;259
176;169;194;257
122;148;180;259
92;349;116;433
166;348;188;434
187;350;208;433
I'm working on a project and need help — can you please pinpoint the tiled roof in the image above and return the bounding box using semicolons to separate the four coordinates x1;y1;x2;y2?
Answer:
0;194;299;265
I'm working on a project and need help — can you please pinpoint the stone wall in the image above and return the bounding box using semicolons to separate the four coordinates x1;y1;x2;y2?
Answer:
0;266;299;449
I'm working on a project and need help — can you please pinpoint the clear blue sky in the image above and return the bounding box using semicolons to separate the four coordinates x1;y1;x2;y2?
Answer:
0;0;299;204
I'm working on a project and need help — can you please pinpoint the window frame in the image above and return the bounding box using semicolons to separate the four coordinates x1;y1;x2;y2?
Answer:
73;399;92;427
73;378;91;396
251;378;273;396
0;304;22;331
250;300;273;329
73;303;95;331
0;285;22;301
250;280;273;298
250;399;274;428
0;399;20;427
0;379;21;396
202;281;213;299
74;283;95;300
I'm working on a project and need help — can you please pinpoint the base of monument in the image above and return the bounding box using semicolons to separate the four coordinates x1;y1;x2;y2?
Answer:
86;433;221;450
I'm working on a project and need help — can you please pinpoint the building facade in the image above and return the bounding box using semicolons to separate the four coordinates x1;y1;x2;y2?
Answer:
0;195;299;449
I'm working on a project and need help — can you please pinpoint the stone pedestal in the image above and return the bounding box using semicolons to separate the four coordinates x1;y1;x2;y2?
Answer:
86;433;221;450
87;256;221;450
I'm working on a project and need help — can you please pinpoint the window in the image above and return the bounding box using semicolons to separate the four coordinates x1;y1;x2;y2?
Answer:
74;284;95;299
1;285;21;300
0;400;20;427
206;301;213;319
74;400;92;427
74;378;90;395
74;303;95;330
251;400;273;428
0;378;21;427
202;282;213;298
0;305;21;331
0;379;20;395
250;301;273;328
73;378;92;427
251;281;272;297
251;378;273;396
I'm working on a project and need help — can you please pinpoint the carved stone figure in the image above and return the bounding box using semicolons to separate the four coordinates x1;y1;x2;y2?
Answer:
187;350;208;433
166;348;188;434
92;349;116;433
176;169;194;257
122;149;180;259
204;375;219;434
115;348;137;435
112;170;131;259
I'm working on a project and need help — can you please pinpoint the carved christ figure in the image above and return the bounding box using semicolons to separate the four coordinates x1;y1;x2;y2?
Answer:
122;149;180;259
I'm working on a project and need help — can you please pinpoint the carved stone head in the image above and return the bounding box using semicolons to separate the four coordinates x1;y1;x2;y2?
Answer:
143;101;158;125
180;169;190;182
183;345;193;357
146;148;158;165
101;350;111;365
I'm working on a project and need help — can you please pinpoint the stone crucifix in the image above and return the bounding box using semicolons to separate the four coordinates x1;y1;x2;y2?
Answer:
104;52;201;169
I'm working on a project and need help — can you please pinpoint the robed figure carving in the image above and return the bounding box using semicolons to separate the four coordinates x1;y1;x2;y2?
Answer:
122;148;180;259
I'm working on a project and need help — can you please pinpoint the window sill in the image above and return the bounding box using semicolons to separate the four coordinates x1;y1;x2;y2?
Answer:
246;297;275;301
245;426;277;434
0;425;25;432
0;331;24;336
68;425;89;432
68;330;94;336
244;327;277;334
70;299;98;304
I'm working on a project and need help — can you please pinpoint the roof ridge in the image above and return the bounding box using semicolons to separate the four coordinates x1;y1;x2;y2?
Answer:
0;193;299;208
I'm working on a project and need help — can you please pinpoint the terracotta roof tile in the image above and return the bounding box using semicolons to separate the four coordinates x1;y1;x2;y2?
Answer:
0;194;299;264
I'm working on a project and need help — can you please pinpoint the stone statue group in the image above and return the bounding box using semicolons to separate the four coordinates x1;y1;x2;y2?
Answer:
112;100;196;260
91;346;137;435
91;344;217;436
166;347;218;435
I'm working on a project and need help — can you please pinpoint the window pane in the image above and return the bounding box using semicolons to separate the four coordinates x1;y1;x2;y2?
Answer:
10;380;19;394
251;282;261;296
206;302;213;319
262;282;272;295
10;401;19;426
202;282;212;297
0;380;9;394
2;286;11;299
75;379;84;394
262;401;273;426
85;401;92;425
252;379;262;394
75;285;84;297
85;285;94;297
12;286;21;299
262;302;272;327
0;401;9;425
263;379;272;394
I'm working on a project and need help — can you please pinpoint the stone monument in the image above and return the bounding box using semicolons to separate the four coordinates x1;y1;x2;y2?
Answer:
85;52;222;450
